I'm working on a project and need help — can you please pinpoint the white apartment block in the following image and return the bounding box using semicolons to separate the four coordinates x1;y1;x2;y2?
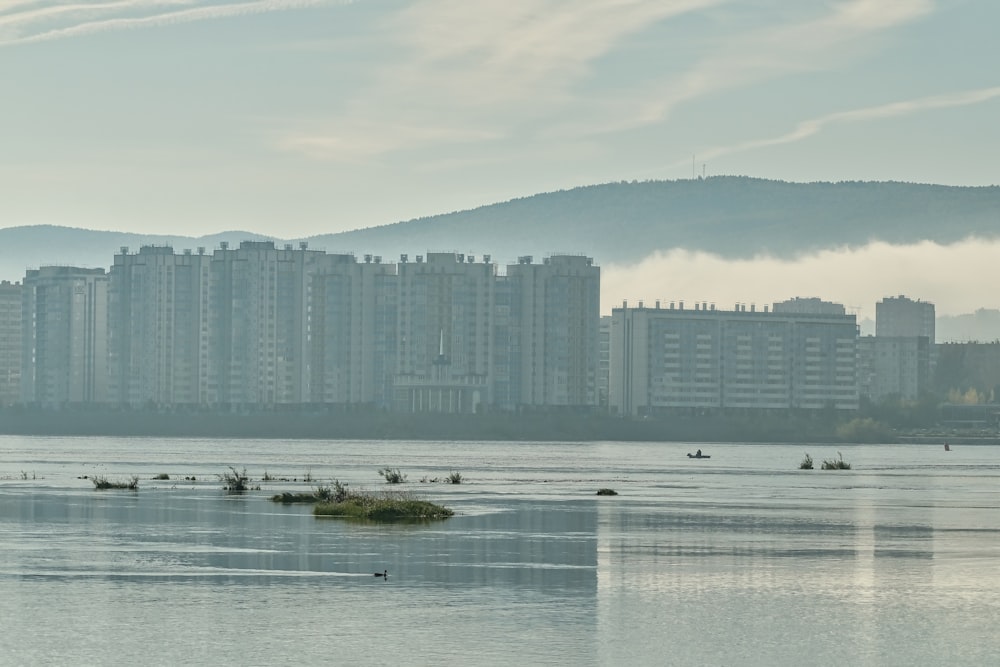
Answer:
506;255;601;409
0;280;22;406
857;335;931;402
392;252;496;413
309;253;396;406
208;241;333;407
876;295;935;341
109;246;212;407
97;246;602;413
610;303;858;416
21;267;108;406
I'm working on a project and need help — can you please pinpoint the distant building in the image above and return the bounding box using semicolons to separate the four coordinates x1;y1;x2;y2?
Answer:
506;255;601;410
598;316;611;410
0;280;22;406
392;252;497;413
21;267;108;406
207;241;336;408
309;252;396;407
857;335;931;402
609;302;858;415
108;246;212;408
772;297;846;316
876;295;935;341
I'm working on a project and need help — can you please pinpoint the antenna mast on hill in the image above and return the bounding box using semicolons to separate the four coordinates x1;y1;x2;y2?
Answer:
692;155;696;179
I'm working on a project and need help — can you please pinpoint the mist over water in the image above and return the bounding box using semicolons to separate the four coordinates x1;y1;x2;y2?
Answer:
603;239;1000;319
2;437;1000;666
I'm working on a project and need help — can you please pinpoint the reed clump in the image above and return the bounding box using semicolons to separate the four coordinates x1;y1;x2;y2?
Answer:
218;466;259;492
800;453;814;470
821;452;852;470
596;488;618;496
271;481;349;504
92;475;139;490
378;468;407;484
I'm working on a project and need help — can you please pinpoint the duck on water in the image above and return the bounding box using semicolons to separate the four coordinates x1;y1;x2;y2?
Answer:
374;570;388;578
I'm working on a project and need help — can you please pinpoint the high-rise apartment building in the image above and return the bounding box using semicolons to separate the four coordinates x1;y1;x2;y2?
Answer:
610;303;857;415
309;253;396;406
21;267;108;406
108;246;212;407
208;241;333;408
392;252;496;413
507;255;600;409
857;335;931;401
876;295;935;341
0;280;22;406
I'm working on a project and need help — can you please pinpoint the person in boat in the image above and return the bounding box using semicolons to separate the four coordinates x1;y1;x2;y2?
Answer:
696;449;702;458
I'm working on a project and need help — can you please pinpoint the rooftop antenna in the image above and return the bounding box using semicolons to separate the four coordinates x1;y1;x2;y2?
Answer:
692;155;696;179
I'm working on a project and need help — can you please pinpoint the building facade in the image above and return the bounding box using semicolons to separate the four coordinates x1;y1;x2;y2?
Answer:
857;335;931;402
507;255;601;410
108;246;212;407
610;303;858;416
392;252;497;413
21;267;108;406
876;295;935;341
0;281;22;406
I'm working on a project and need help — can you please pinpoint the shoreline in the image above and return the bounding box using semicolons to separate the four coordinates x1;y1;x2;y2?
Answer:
1;408;995;444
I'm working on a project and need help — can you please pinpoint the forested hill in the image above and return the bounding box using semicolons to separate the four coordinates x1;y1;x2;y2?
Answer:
2;177;999;280
314;177;1000;264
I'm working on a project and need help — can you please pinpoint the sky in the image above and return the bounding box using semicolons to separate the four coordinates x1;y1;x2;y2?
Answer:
3;0;1000;317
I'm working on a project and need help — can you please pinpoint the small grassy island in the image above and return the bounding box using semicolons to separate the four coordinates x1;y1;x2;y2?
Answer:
270;480;454;521
314;493;454;521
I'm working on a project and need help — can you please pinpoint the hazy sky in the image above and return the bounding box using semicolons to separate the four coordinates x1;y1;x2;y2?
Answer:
2;0;998;239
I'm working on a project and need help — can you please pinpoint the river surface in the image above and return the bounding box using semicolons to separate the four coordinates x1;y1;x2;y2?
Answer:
1;437;998;666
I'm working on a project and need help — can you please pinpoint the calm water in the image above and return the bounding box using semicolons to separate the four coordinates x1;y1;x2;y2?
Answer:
1;436;998;666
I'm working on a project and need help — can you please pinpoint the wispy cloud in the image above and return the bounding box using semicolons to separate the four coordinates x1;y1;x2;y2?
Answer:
677;86;1000;167
278;0;937;162
277;0;725;160
0;0;351;46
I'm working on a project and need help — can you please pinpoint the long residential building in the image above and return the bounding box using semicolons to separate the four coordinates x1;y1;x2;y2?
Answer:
609;302;858;416
102;244;600;413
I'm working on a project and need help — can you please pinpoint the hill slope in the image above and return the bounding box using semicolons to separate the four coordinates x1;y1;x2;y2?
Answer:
2;177;998;281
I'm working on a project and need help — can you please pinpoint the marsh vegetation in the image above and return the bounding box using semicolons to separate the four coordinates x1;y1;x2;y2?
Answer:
92;475;139;490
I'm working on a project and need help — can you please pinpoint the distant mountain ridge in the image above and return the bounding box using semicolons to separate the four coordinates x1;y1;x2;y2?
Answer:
2;177;999;282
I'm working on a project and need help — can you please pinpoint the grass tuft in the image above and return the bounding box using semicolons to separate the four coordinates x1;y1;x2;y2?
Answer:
596;488;618;496
799;453;814;470
92;475;139;490
447;471;463;484
821;451;852;470
378;467;407;484
218;466;259;492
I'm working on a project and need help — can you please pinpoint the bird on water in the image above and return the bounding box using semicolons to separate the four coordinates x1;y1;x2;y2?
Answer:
374;570;387;578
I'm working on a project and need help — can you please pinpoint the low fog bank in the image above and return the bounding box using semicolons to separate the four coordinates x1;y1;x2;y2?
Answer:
603;239;1000;328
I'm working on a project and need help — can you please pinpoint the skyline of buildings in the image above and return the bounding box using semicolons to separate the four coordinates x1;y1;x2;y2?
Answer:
0;244;988;413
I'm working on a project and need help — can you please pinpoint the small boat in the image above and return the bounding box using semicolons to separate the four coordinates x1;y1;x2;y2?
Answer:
686;452;710;459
